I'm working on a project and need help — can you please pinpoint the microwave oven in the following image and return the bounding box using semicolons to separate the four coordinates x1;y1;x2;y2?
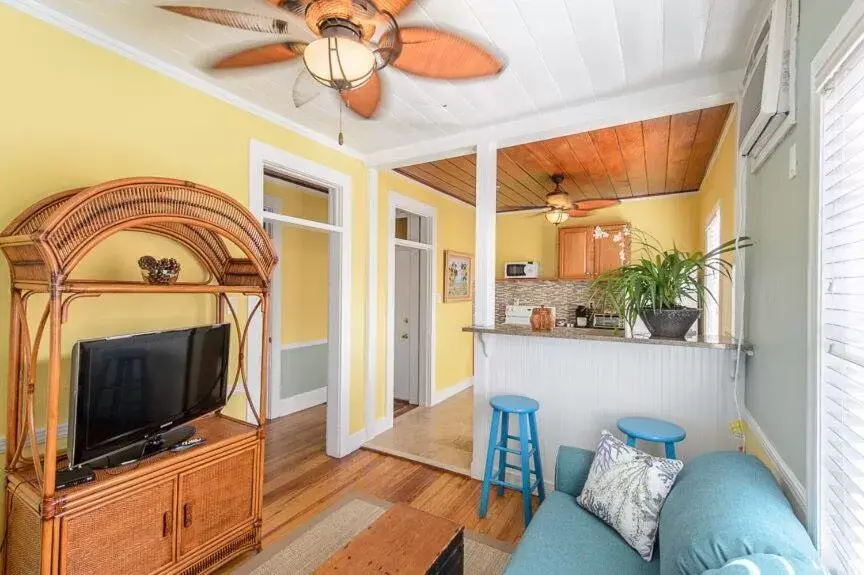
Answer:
504;261;539;279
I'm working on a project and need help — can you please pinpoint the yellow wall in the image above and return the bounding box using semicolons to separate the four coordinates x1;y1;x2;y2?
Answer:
263;181;329;344
0;5;368;433
497;193;702;279
697;115;738;336
375;173;475;418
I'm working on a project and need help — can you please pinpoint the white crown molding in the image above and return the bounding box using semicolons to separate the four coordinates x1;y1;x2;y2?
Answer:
2;0;367;161
743;408;807;520
367;70;744;169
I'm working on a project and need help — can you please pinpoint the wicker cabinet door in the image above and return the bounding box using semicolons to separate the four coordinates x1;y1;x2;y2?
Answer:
178;446;256;557
62;479;175;575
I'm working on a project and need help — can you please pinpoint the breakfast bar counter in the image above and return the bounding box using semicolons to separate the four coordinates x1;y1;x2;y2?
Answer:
466;324;751;485
463;325;752;352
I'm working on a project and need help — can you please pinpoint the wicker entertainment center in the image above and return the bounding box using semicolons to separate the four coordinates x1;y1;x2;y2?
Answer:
0;178;277;575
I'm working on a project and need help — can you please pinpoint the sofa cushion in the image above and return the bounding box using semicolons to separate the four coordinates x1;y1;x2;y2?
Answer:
658;452;817;575
702;554;828;574
577;431;683;561
505;491;659;575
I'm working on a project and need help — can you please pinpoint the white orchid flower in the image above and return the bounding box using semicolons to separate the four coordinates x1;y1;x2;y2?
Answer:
593;226;609;240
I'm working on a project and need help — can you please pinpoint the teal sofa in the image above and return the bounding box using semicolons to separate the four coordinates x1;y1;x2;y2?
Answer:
504;447;820;574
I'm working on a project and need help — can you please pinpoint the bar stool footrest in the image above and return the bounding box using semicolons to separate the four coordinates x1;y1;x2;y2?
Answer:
494;444;535;456
489;477;541;493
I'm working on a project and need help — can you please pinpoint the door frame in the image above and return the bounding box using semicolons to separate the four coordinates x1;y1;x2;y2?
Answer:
248;139;352;458
385;192;436;429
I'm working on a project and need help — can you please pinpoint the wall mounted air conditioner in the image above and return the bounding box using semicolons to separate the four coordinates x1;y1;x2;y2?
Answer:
739;0;798;168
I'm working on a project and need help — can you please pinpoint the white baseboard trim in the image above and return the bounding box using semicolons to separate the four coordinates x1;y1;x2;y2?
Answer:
432;377;473;406
743;408;807;518
0;423;69;453
281;339;328;351
270;387;327;419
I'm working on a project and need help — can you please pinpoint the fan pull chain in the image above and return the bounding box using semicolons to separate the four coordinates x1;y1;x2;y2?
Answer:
338;99;344;146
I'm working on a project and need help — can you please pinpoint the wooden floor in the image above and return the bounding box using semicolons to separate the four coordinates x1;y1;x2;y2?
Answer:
231;404;533;569
393;398;418;419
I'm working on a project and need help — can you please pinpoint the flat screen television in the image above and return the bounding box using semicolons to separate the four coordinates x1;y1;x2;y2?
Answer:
67;323;231;469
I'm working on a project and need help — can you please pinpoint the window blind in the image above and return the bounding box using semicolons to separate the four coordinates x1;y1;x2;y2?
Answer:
819;34;864;575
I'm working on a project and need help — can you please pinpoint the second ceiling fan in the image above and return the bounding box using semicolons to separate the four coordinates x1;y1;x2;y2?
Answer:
515;175;620;224
160;0;506;143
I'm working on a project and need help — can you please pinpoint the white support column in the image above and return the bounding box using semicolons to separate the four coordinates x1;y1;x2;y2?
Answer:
472;140;497;480
474;140;497;327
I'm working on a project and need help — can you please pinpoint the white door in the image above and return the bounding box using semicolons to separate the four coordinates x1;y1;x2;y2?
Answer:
394;246;420;404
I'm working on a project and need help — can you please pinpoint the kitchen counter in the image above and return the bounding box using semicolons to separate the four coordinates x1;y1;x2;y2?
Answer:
467;322;750;483
463;324;752;353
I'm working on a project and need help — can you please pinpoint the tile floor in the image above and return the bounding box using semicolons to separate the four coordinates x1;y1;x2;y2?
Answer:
363;389;473;476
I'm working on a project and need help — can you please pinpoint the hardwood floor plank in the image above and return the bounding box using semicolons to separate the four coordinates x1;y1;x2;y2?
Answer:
250;405;532;569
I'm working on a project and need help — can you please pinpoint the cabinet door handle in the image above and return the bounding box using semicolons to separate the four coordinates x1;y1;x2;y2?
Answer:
183;503;192;528
162;511;172;537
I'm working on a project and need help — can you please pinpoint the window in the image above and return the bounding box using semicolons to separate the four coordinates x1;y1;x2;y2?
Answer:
815;20;864;573
704;209;721;337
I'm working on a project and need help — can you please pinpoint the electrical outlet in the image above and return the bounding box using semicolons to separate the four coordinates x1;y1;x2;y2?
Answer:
789;143;798;179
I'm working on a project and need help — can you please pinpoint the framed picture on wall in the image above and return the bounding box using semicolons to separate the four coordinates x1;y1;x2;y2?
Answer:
444;250;473;303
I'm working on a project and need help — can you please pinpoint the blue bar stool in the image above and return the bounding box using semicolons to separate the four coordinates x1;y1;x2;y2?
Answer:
617;416;686;459
479;395;545;526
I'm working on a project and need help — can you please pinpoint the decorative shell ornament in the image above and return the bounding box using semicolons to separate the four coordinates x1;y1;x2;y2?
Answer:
138;255;181;285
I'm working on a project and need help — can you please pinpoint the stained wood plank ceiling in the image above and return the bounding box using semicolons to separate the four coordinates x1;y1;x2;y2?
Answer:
396;104;731;212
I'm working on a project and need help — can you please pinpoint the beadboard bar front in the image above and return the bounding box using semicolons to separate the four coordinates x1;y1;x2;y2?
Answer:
469;330;747;485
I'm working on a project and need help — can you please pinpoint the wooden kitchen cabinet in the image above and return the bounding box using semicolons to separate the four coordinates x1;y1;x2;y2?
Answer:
558;223;630;279
558;226;592;279
593;224;630;276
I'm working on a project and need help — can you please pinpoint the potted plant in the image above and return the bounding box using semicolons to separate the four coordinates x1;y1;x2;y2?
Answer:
588;228;752;339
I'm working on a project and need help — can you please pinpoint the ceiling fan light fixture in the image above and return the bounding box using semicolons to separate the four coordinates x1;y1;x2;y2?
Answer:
545;209;570;225
303;21;375;90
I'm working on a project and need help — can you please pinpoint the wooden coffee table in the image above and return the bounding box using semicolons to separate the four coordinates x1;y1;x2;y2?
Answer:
314;503;464;574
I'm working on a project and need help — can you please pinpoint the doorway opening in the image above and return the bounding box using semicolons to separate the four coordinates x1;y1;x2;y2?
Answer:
247;140;352;458
393;209;431;417
263;172;331;422
385;195;435;423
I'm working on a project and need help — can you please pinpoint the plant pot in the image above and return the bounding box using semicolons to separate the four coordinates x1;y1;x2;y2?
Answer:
639;308;700;340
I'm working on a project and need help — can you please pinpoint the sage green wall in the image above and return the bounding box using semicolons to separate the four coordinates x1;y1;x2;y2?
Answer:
744;0;852;485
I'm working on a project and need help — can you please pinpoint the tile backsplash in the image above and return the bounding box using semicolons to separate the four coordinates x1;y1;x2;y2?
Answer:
496;279;591;324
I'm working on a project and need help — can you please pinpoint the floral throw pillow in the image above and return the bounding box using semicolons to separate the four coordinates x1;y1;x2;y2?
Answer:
576;430;683;561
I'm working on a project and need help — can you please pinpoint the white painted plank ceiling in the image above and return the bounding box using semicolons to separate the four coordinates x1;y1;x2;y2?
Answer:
23;0;764;155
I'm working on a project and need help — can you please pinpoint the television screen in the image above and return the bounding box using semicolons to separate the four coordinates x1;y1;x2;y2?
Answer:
68;323;230;468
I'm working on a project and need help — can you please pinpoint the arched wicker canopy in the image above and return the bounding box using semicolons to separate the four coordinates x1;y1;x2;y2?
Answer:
0;177;277;289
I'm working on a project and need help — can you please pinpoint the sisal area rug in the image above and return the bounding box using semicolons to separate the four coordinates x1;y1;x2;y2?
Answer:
233;493;513;574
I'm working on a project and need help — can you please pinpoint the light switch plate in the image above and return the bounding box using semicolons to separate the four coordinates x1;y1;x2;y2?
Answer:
789;143;798;179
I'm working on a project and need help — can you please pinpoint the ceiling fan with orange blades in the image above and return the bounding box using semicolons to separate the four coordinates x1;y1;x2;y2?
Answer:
159;0;506;144
514;175;619;224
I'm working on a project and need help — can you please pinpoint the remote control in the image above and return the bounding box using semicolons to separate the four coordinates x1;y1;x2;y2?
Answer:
170;437;205;452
